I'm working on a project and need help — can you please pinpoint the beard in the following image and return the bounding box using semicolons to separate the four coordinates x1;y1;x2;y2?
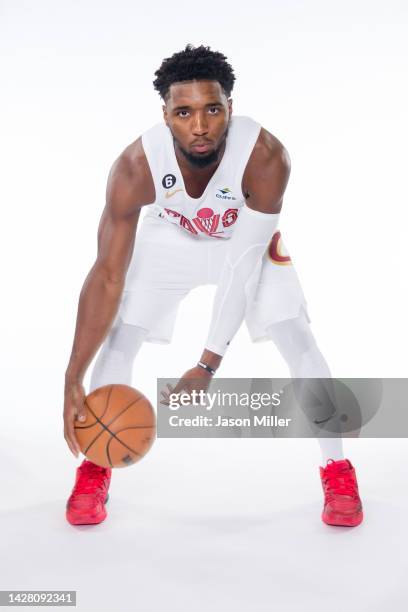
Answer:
172;124;230;169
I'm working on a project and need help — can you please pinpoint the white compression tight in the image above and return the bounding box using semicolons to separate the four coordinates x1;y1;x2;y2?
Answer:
89;312;343;465
89;319;149;393
266;310;344;464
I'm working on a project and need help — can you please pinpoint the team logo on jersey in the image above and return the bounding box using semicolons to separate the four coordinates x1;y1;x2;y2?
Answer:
162;174;176;188
216;187;237;201
268;231;292;265
164;208;198;234
163;206;240;237
222;208;239;227
193;208;222;235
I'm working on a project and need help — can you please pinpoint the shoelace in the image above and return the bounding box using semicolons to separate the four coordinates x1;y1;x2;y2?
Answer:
73;464;109;496
323;466;358;500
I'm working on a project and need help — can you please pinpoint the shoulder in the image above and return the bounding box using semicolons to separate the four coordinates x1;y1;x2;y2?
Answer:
106;137;155;214
242;127;291;213
244;127;291;179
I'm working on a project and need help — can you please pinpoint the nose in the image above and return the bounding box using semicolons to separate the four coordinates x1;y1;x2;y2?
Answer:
192;111;208;136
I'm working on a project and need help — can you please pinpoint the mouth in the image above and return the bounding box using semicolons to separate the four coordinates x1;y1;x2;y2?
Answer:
191;142;212;154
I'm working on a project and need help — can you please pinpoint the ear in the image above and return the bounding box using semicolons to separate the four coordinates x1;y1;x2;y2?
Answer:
228;98;233;119
162;104;168;126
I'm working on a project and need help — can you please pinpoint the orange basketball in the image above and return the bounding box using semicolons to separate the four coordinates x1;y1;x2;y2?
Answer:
74;384;156;468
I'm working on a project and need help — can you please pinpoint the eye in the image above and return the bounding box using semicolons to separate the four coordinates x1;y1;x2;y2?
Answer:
177;110;190;118
208;107;220;114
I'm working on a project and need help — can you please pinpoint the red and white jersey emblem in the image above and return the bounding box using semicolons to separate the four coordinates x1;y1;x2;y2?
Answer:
193;208;221;236
164;206;239;238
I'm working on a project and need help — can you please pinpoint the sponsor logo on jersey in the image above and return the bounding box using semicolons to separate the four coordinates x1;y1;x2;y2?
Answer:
165;188;184;199
162;174;177;188
268;231;292;265
216;187;237;200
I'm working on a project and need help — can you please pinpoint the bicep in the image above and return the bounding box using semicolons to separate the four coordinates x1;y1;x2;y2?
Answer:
244;139;291;214
95;205;141;283
94;158;143;283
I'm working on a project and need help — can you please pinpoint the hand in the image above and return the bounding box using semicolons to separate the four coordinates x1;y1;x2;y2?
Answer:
160;366;213;406
63;379;88;457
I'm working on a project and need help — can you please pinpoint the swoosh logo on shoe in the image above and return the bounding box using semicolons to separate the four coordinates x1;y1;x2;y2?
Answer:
165;188;184;199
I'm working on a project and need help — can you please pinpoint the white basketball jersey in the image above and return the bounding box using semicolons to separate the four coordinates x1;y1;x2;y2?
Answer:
141;115;261;239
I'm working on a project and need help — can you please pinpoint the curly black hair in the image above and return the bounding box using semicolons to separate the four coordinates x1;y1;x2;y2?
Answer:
153;44;236;100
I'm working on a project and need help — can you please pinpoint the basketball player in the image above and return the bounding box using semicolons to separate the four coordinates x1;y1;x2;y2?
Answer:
64;45;363;527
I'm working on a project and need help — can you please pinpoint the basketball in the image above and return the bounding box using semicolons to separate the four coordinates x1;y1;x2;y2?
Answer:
74;384;156;468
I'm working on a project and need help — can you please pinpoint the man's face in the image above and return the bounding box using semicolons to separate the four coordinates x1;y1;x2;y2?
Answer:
163;80;232;168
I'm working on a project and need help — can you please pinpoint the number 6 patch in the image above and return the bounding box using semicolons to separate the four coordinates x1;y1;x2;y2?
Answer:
162;174;176;188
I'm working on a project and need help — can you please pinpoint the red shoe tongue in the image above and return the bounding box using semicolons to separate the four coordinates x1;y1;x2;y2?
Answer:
327;459;351;471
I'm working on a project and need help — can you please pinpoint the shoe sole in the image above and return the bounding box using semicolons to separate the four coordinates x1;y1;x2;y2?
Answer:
66;494;109;526
322;508;364;527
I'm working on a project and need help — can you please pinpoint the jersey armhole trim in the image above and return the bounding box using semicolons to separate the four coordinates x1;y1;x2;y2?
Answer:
141;131;158;205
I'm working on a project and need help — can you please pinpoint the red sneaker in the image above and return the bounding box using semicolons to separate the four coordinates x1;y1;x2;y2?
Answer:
66;460;112;525
319;458;363;527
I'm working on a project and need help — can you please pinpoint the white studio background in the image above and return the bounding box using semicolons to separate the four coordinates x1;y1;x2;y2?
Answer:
1;2;408;611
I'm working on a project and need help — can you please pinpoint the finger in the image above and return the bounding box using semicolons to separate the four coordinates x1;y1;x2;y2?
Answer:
172;383;188;395
66;422;81;457
64;432;79;458
74;399;87;423
75;408;87;423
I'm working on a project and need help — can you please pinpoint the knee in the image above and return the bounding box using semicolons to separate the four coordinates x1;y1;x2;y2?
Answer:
107;320;149;354
267;313;317;359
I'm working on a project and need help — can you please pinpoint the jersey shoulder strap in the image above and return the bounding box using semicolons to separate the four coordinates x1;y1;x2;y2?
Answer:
223;116;261;194
141;122;170;205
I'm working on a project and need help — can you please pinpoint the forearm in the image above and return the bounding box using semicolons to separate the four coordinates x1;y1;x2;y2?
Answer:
205;206;280;357
65;267;125;383
204;255;259;357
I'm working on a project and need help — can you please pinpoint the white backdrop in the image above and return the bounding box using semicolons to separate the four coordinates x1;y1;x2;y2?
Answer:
1;2;408;610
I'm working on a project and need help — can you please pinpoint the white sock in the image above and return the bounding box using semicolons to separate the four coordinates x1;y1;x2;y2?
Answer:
266;311;344;465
